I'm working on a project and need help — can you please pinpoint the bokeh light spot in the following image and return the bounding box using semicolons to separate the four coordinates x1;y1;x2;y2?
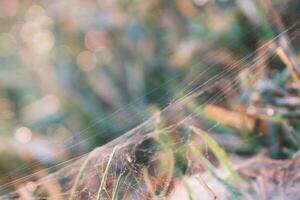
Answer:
15;126;33;143
32;30;55;54
76;51;97;71
84;30;108;52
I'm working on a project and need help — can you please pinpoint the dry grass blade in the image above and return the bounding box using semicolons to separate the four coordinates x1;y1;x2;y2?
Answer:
276;47;300;84
195;174;218;200
142;167;156;199
204;104;254;131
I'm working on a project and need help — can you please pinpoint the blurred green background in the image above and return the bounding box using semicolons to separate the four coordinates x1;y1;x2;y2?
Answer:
0;0;299;186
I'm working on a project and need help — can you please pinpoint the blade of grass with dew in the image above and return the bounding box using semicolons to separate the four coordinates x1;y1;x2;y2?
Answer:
112;172;125;200
190;126;242;184
97;147;117;200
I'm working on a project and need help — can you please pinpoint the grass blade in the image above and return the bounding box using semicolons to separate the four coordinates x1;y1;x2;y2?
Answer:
190;126;242;184
182;177;193;200
68;152;94;200
190;144;241;199
112;172;125;200
97;147;117;200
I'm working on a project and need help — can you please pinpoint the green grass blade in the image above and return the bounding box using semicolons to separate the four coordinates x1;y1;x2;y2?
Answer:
190;145;241;199
190;126;242;184
182;177;193;200
112;172;125;200
68;152;94;200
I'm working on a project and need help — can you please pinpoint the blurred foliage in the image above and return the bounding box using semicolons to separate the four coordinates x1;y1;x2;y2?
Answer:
0;0;300;193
